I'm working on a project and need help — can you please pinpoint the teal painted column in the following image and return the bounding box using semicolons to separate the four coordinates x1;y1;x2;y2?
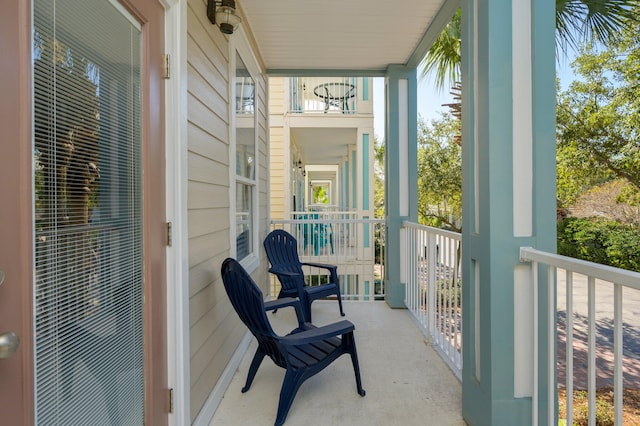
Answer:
345;159;349;210
351;149;357;209
384;65;418;308
460;0;556;424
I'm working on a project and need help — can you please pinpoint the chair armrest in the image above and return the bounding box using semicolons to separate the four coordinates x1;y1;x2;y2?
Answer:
267;268;306;295
264;297;299;311
300;262;339;284
280;320;355;346
300;262;336;271
268;268;302;278
264;298;305;327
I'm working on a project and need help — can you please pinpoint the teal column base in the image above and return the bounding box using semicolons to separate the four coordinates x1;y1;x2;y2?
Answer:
384;281;405;308
462;382;533;426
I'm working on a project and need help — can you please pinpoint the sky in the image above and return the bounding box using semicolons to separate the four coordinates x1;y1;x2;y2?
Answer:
372;58;578;142
372;76;454;142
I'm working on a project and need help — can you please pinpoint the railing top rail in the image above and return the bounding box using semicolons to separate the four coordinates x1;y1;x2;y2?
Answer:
290;211;358;215
520;246;640;290
306;204;342;209
401;220;462;240
272;218;385;225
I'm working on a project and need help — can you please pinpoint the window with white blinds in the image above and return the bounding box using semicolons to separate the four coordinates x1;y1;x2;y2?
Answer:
33;0;145;424
235;52;257;261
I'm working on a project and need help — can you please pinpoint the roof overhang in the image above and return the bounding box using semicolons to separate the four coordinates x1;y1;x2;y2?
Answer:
239;0;460;75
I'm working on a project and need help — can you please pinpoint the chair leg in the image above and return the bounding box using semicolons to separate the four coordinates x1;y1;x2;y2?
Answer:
329;233;334;254
328;271;345;317
301;291;312;323
242;348;266;393
345;332;366;397
275;369;305;426
335;287;345;317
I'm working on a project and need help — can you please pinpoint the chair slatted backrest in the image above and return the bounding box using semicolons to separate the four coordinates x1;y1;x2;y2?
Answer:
221;258;286;367
263;230;305;291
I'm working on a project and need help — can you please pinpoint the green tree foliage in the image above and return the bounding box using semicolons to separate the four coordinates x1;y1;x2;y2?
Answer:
374;136;385;219
417;114;462;231
556;142;612;207
557;14;640;204
373;136;386;267
312;185;329;204
421;1;640;91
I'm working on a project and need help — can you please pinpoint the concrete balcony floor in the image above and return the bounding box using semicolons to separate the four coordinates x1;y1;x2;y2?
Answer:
211;301;466;426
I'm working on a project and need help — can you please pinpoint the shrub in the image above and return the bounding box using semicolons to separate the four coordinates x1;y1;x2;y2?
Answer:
572;391;614;426
557;218;640;272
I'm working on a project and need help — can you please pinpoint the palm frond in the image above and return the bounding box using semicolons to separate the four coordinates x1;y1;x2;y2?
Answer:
556;0;639;54
420;8;461;91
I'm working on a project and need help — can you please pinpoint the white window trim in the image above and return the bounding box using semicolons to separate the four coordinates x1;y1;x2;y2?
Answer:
230;26;260;274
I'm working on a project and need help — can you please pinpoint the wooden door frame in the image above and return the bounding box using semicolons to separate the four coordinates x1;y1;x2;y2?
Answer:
129;0;170;423
0;0;35;423
120;0;169;423
0;0;169;423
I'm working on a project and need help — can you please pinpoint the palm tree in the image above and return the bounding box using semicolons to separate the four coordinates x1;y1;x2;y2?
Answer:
422;0;640;91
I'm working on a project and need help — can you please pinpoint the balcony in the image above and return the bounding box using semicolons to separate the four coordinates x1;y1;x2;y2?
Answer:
215;215;640;425
288;77;359;114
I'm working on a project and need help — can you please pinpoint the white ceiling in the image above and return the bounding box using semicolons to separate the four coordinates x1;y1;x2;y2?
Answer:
239;0;448;72
291;127;356;165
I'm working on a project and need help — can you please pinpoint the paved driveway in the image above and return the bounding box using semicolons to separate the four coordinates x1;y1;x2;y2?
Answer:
556;269;640;389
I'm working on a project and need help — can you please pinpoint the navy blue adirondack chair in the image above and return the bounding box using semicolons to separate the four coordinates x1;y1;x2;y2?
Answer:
263;229;344;322
220;258;365;426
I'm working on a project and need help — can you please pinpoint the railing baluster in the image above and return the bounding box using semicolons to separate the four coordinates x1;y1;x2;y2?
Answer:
444;236;450;356
418;228;422;326
448;237;455;357
532;259;539;426
406;227;413;315
428;232;437;342
566;270;573;426
613;283;622;425
438;234;443;346
588;276;596;426
547;265;555;426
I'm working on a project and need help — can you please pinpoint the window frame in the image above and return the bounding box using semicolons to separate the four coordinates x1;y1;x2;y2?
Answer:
230;28;260;273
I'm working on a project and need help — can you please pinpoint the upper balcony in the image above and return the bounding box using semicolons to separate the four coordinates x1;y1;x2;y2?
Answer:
285;77;373;116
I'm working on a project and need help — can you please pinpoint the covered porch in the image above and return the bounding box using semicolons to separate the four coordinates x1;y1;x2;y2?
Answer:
232;0;558;423
3;0;637;425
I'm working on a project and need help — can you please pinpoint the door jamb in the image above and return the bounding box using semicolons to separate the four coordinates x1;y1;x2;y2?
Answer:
162;0;190;424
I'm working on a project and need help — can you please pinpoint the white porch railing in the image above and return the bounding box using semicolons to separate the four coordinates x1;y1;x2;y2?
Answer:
290;210;358;222
305;204;347;212
270;217;385;301
289;77;358;114
520;247;640;426
402;221;462;380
